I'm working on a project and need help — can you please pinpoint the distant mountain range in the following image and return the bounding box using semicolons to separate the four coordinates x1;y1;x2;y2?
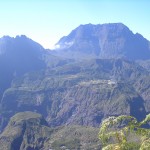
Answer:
0;23;150;149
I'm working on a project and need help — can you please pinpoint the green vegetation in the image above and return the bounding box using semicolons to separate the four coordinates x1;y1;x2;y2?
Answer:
1;58;148;131
99;114;150;150
0;112;101;150
0;23;150;149
51;138;81;150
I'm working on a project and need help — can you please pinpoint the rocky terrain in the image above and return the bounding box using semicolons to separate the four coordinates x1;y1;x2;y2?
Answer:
53;23;150;60
0;111;100;150
0;23;150;149
1;59;148;130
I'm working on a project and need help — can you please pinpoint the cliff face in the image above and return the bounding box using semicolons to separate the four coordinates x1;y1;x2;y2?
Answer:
1;59;148;130
0;112;101;150
0;111;49;150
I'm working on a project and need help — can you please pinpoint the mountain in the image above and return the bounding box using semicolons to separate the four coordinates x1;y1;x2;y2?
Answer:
0;35;72;102
1;59;149;131
0;23;150;149
0;35;46;73
53;23;150;60
0;35;46;101
0;112;100;150
0;111;48;150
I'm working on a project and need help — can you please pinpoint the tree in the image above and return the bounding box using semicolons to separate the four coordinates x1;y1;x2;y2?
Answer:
99;114;150;150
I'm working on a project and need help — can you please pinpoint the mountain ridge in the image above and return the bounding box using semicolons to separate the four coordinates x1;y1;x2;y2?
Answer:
0;58;148;131
0;23;150;149
52;23;150;60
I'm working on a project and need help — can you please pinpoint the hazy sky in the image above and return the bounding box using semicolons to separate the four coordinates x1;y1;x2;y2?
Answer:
0;0;150;49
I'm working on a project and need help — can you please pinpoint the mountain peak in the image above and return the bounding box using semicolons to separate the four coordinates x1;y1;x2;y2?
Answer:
0;34;46;88
1;35;29;41
78;22;128;28
54;23;150;60
54;23;132;49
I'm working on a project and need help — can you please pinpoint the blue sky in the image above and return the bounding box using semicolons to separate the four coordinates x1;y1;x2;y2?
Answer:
0;0;150;48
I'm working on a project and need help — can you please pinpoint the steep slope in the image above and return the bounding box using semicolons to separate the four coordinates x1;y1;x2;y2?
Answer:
1;59;148;131
0;35;72;103
0;111;49;150
0;111;100;150
53;23;150;60
0;35;46;101
0;35;46;74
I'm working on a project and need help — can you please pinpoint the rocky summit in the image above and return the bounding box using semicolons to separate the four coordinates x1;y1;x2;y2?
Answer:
53;23;150;60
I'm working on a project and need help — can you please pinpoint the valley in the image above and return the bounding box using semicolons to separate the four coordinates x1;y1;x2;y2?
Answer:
0;23;150;149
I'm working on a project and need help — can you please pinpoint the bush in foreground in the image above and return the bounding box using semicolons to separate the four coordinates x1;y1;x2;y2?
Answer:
99;114;150;150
